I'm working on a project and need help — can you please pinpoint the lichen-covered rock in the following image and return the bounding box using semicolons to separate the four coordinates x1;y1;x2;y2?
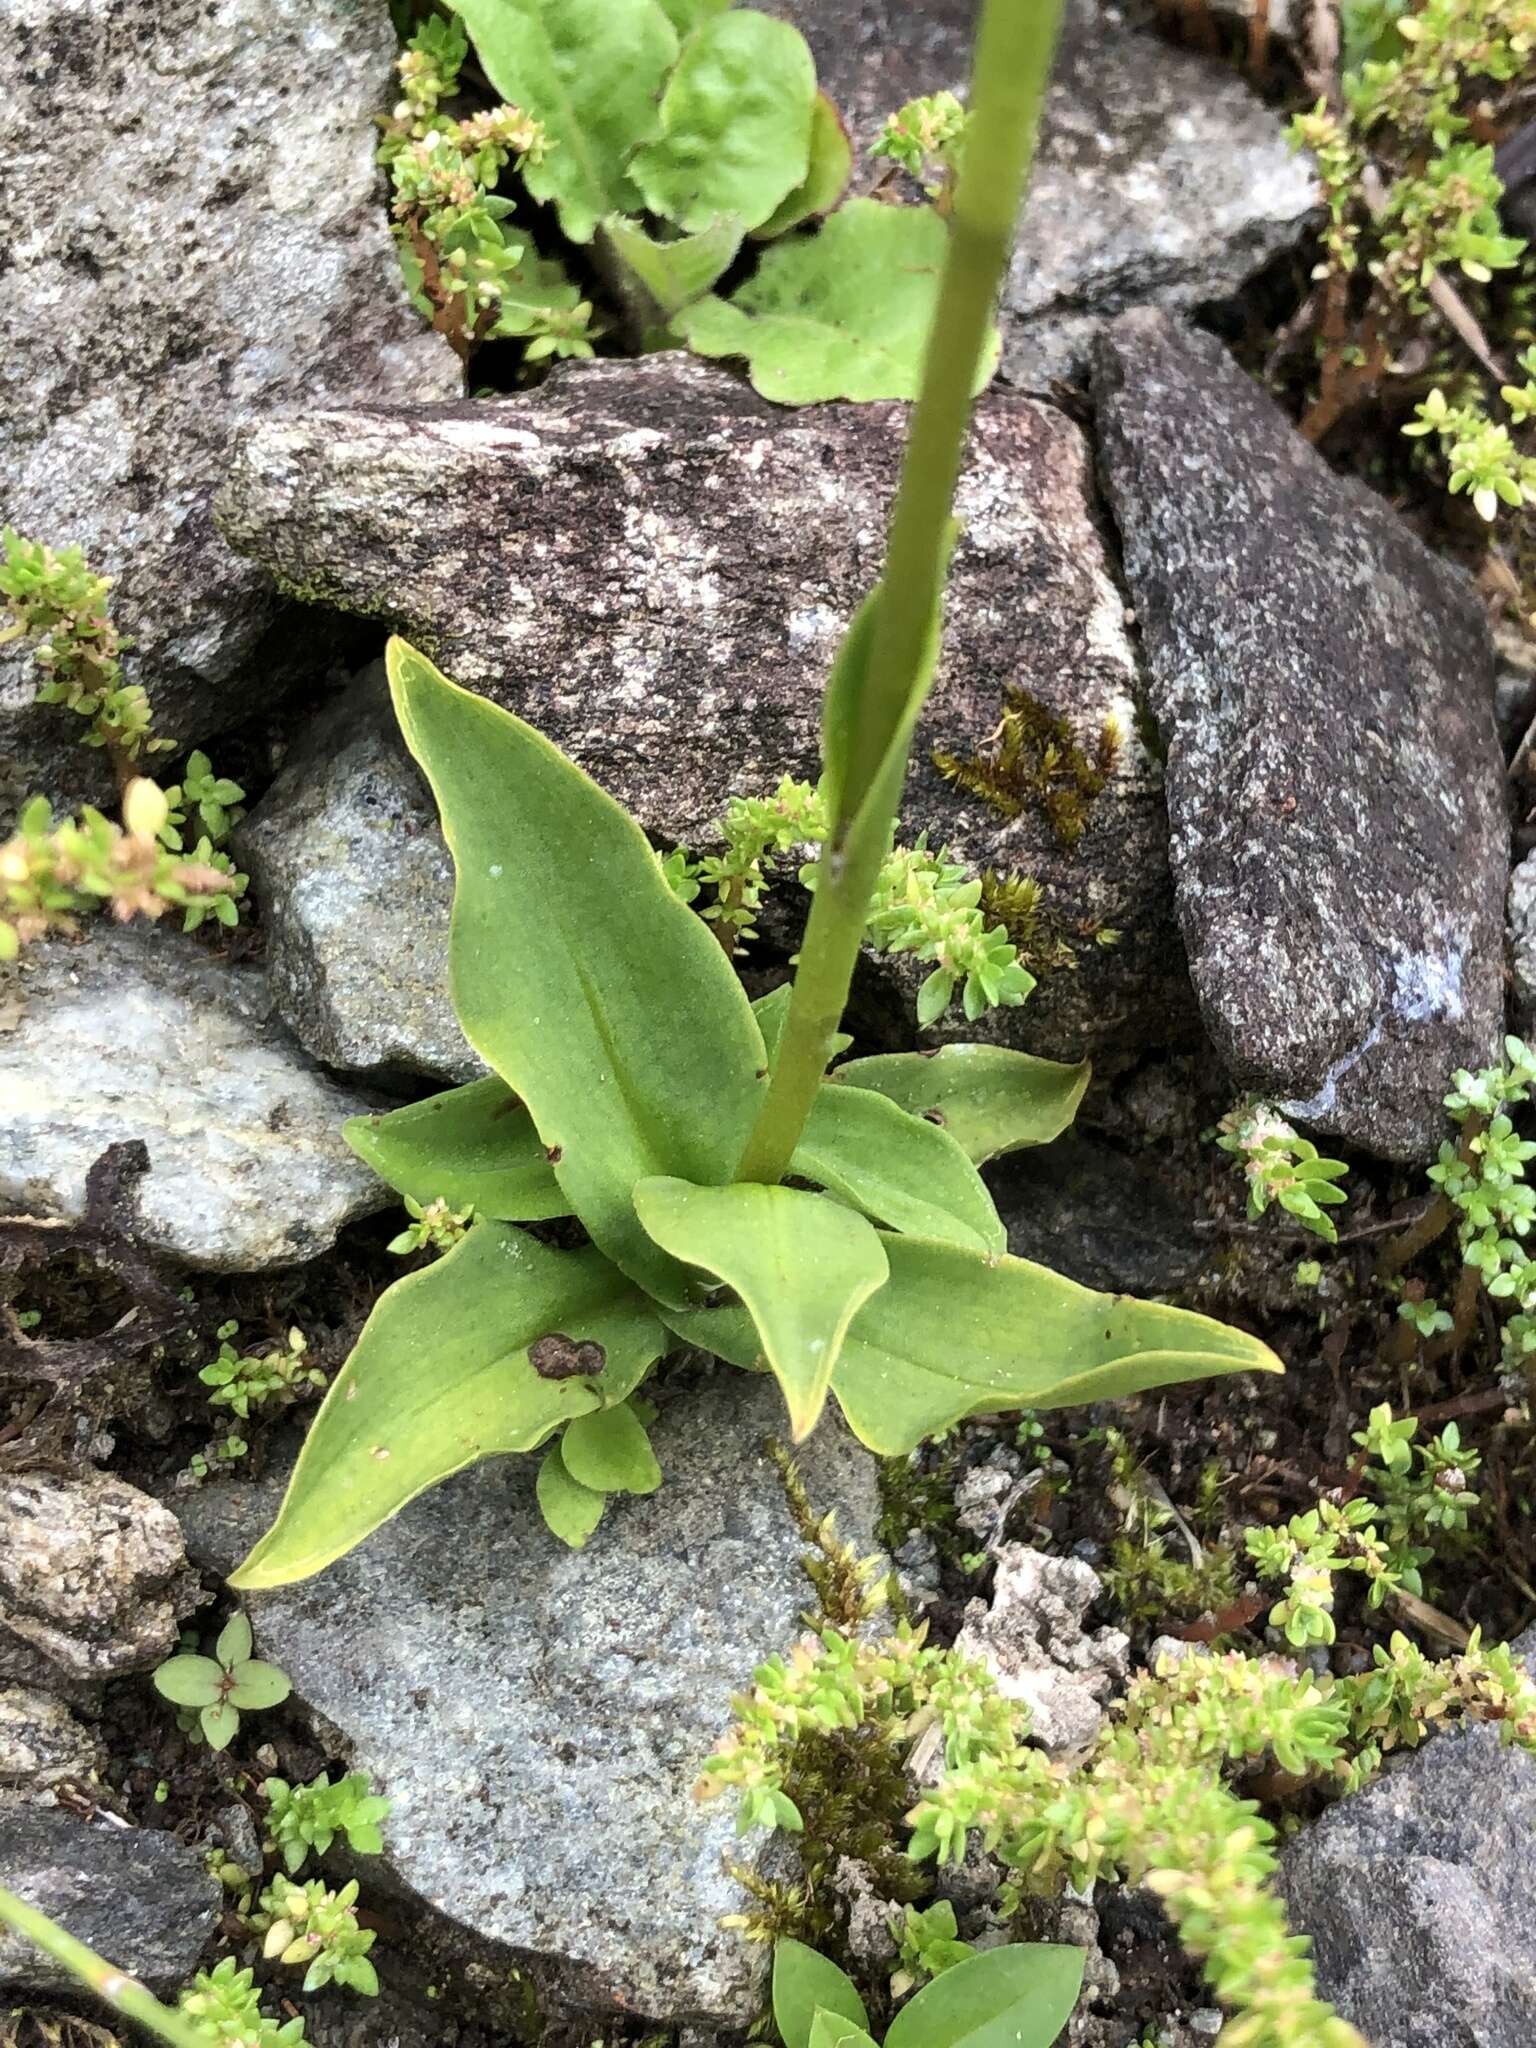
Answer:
235;667;479;1082
177;1375;882;2027
0;1688;104;1804
0;927;390;1270
221;353;1194;1072
953;1544;1128;1754
0;0;460;812
0;1804;219;1994
0;1472;197;1695
1095;309;1504;1162
774;0;1317;387
1280;1628;1536;2048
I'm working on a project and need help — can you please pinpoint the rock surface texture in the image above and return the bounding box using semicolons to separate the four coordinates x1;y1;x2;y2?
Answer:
0;1472;196;1696
1281;1629;1536;2048
1095;310;1505;1161
953;1545;1128;1754
221;353;1191;1070
0;1688;105;1804
0;928;389;1270
0;0;460;810
178;1376;882;2027
235;668;478;1082
775;0;1317;386
0;1804;220;1994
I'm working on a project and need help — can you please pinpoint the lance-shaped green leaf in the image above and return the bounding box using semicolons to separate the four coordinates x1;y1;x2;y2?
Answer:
230;1224;665;1589
450;0;678;243
387;639;766;1307
773;1941;870;2048
634;1177;888;1439
791;1084;1005;1253
754;92;852;239
668;1234;1281;1456
886;1944;1085;2048
832;1046;1091;1164
603;212;745;318
679;200;999;405
536;1441;607;1548
345;1077;568;1221
629;11;816;234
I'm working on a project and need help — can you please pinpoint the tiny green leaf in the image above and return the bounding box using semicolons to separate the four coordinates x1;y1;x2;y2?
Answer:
200;1702;240;1752
230;1223;665;1588
560;1400;663;1495
536;1441;608;1547
679;200;998;405
634;1178;888;1439
226;1661;291;1712
449;0;679;243
345;1078;569;1221
754;92;853;238
214;1611;252;1670
773;1941;870;2048
885;1943;1085;2048
808;2016;880;2048
152;1656;225;1709
602;212;746;318
832;1045;1091;1163
629;11;817;234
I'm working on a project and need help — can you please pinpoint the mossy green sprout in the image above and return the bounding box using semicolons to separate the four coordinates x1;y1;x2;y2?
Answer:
152;1612;290;1751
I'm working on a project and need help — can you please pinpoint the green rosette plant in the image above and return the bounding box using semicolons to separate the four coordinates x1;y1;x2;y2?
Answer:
232;0;1281;1590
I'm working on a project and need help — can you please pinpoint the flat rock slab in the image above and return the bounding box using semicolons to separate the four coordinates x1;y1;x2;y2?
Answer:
0;0;460;811
1281;1630;1536;2048
774;0;1316;387
1095;309;1504;1161
0;1803;219;1995
178;1374;882;2027
0;928;389;1270
220;353;1193;1073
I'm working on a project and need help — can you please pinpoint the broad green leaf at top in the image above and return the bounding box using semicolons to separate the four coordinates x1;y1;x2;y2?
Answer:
885;1943;1085;2048
678;200;1000;405
773;1941;870;2048
345;1076;569;1221
450;0;679;243
634;1177;888;1439
629;11;817;234
832;1046;1092;1163
668;1233;1282;1456
387;639;766;1307
230;1223;666;1588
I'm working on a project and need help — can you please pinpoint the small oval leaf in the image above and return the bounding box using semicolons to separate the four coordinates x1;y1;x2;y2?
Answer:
773;1941;870;2048
561;1400;663;1495
832;1045;1091;1163
345;1078;569;1221
791;1083;1005;1253
536;1441;608;1547
885;1943;1085;2048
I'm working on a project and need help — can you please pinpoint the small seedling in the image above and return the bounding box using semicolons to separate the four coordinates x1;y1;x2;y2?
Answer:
256;1876;378;1996
263;1771;391;1874
772;1934;1081;2048
152;1612;290;1751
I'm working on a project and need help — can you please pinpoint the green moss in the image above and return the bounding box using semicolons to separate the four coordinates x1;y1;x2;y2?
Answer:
932;691;1120;848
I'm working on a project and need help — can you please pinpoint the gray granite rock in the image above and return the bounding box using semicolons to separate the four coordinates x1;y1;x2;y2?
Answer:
220;352;1194;1073
236;667;479;1083
0;927;390;1271
953;1545;1128;1754
1508;849;1536;1025
0;1472;196;1696
1095;309;1505;1163
775;0;1317;387
1280;1628;1536;2048
178;1373;882;2027
0;0;460;813
0;1688;104;1804
0;1803;219;1994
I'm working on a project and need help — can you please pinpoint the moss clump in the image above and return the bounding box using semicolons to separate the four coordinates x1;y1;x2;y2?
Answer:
933;691;1120;847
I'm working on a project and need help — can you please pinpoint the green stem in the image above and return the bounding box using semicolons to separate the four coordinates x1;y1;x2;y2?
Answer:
735;0;1065;1185
0;1883;209;2048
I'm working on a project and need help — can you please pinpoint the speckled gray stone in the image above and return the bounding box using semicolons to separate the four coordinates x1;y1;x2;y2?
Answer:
1095;309;1505;1162
177;1373;882;2027
0;1472;197;1696
774;0;1317;388
0;1804;219;1994
1281;1629;1536;2048
0;927;390;1270
236;665;480;1082
0;0;460;813
1508;849;1536;1025
219;352;1195;1074
0;1688;105;1804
